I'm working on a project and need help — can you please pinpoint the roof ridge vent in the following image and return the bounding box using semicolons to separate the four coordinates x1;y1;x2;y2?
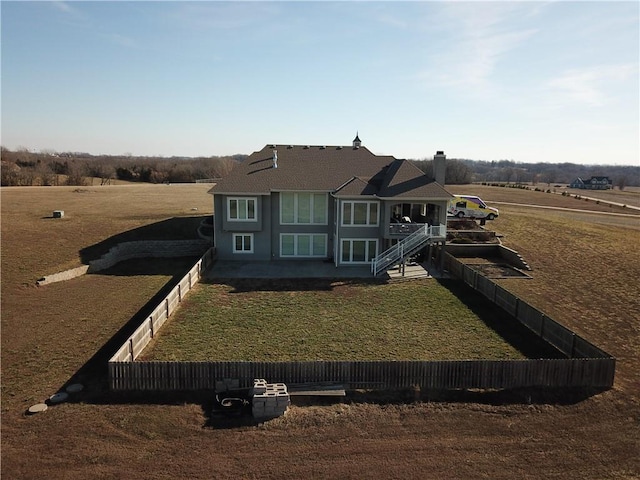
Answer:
304;145;310;149
337;146;343;150
287;145;293;149
320;146;326;150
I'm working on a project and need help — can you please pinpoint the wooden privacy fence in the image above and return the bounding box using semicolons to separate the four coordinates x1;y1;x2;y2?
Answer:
109;248;215;363
107;250;615;392
109;358;615;391
443;253;613;360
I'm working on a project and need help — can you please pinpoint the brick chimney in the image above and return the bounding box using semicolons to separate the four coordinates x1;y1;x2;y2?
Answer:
433;151;446;185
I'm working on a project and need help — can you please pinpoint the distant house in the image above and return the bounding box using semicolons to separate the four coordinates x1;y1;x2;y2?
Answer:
569;176;612;190
208;135;453;274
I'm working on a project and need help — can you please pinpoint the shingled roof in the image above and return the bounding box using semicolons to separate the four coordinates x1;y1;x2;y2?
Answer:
210;144;451;200
377;159;451;200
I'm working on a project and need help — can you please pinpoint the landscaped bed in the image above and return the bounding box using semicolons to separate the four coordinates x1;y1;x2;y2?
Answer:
141;278;561;362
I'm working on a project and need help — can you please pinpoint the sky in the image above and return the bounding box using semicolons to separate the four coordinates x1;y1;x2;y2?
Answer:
1;1;638;165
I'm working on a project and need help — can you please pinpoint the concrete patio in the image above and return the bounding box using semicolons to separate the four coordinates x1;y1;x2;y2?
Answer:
204;260;435;280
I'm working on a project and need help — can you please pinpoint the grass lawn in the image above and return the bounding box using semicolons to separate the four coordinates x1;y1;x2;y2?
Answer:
3;183;639;480
141;278;558;362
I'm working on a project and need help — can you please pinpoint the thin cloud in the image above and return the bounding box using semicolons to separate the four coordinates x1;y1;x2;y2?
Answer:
546;65;637;107
427;29;538;89
51;1;76;14
50;1;84;19
164;2;281;31
370;8;408;30
104;33;139;49
415;3;540;93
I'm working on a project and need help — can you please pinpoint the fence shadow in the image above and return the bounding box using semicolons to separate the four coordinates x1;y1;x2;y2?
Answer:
51;258;198;405
436;278;565;359
346;385;607;406
93;256;202;277
79;215;207;263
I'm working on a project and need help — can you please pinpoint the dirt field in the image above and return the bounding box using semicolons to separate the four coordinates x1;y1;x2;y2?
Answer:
2;184;639;480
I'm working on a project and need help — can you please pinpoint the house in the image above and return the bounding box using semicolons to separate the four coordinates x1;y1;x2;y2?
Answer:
208;135;453;275
569;176;612;190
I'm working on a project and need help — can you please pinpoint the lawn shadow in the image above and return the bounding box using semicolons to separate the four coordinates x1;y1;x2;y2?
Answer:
345;386;607;406
93;256;203;277
79;215;208;264
51;257;199;406
435;278;565;359
199;277;383;293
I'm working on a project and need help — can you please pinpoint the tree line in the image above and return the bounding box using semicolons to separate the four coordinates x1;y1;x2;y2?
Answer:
410;157;638;188
1;146;637;188
0;147;244;186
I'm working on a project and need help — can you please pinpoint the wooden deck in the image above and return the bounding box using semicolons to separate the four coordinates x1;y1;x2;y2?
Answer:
385;262;433;281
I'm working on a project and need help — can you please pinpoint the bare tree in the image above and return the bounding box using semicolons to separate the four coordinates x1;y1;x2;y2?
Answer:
65;163;86;186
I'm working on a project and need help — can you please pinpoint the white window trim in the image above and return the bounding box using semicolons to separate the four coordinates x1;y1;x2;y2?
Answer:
341;200;379;227
340;238;378;264
227;197;258;222
279;192;328;225
232;233;254;254
280;233;328;257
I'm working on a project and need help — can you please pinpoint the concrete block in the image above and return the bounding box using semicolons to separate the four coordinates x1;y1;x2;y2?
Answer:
263;406;278;415
253;394;267;404
252;380;267;395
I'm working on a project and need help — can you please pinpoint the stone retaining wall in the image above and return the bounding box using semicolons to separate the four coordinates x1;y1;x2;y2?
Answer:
37;239;210;286
445;244;531;271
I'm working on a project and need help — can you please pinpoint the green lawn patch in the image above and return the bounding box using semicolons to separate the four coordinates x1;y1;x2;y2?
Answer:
141;279;547;361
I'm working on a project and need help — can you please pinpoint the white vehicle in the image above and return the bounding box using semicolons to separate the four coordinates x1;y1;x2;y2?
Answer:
448;195;499;220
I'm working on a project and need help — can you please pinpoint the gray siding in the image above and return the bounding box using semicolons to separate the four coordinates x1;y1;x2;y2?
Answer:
214;194;272;261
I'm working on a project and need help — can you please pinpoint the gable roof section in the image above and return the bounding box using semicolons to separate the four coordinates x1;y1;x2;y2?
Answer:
334;176;380;197
378;159;452;200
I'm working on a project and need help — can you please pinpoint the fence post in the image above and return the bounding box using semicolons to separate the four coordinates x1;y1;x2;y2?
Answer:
129;338;134;362
178;284;182;302
149;316;154;338
166;298;170;318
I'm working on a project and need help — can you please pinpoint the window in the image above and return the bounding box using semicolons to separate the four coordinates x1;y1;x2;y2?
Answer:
341;201;379;226
227;197;257;221
341;239;377;263
280;193;327;225
233;233;253;253
280;234;327;257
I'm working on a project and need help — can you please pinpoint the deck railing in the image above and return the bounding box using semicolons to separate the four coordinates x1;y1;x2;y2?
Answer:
371;224;446;276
